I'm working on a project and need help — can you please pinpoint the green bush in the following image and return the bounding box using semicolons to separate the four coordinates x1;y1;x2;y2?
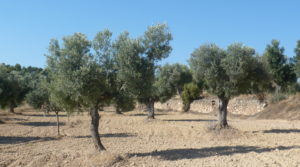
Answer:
286;83;300;94
181;82;201;112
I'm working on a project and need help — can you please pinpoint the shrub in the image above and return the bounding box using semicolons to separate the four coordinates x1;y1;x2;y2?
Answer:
181;82;201;112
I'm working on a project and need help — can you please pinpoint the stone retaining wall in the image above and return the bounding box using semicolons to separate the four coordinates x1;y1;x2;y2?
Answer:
155;95;266;115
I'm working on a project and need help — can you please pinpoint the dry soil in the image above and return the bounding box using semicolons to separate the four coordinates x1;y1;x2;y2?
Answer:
1;106;300;167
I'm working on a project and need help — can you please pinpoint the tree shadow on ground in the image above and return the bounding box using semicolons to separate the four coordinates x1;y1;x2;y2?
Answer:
17;121;65;126
130;145;300;161
0;136;57;144
1;117;28;122
262;129;300;134
21;113;67;117
163;119;216;122
74;133;137;139
128;113;167;117
156;109;174;112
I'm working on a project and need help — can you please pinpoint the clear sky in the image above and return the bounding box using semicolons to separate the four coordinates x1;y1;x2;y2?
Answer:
1;0;300;68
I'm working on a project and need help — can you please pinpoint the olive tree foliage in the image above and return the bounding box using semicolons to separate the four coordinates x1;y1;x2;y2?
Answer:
156;63;201;112
93;30;135;114
294;40;300;78
20;66;46;109
190;43;270;128
114;24;172;119
0;64;31;113
264;40;297;92
157;63;192;96
25;69;48;109
154;65;185;104
0;65;18;112
46;32;117;151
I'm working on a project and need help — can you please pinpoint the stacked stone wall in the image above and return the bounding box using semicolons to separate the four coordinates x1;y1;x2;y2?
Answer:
155;95;265;115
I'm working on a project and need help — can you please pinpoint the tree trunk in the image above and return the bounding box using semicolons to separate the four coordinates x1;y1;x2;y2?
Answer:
115;106;122;114
90;105;105;151
218;98;229;128
55;111;60;136
275;84;281;94
67;114;70;123
177;88;182;96
146;99;155;119
9;103;14;113
182;102;191;112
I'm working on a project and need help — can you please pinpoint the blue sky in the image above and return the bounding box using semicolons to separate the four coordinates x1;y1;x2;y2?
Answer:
1;0;300;68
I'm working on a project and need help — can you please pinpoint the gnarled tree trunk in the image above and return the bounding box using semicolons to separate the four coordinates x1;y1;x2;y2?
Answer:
54;110;60;136
90;105;105;151
9;103;15;113
218;97;229;128
177;88;182;96
146;99;155;119
115;106;122;114
182;102;191;112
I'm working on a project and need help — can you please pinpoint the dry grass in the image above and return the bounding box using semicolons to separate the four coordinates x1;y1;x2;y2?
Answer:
254;93;300;120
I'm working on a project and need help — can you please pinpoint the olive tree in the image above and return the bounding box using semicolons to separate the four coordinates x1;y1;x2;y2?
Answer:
93;30;135;114
294;40;300;78
190;43;270;128
264;40;297;92
25;69;63;136
27;89;62;136
114;24;172;119
0;64;29;113
46;32;115;151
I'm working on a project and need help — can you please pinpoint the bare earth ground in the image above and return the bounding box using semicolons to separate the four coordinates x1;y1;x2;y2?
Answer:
1;107;300;167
